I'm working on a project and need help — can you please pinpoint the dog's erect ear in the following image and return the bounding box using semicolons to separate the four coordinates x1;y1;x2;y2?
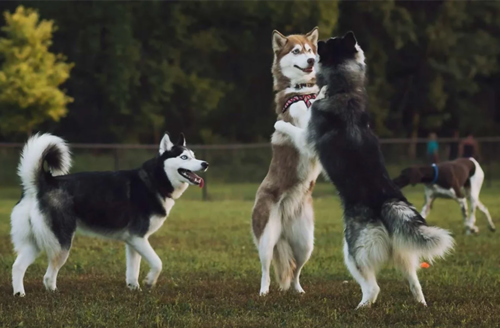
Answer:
177;133;186;147
272;30;287;52
305;26;319;45
159;132;174;154
343;31;357;49
409;167;423;186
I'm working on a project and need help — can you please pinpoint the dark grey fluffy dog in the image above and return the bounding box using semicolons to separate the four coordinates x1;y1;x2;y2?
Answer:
274;32;454;308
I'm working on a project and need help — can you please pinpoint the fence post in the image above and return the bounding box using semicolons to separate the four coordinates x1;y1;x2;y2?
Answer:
114;148;119;171
202;148;208;201
488;148;492;188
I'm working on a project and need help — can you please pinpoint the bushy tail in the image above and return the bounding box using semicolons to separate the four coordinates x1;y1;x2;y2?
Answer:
272;240;296;290
382;201;454;263
18;133;71;196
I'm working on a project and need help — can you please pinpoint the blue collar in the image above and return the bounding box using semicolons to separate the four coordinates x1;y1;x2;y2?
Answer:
431;163;438;184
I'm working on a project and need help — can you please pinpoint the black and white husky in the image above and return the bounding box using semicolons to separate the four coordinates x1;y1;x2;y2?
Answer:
274;32;454;308
11;132;208;296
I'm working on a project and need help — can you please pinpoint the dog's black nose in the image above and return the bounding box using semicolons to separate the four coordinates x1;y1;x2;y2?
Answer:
307;58;315;66
201;162;209;169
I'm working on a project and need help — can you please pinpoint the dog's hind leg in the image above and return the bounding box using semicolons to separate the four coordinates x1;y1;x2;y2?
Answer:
258;206;282;296
12;243;40;297
11;198;40;296
476;200;495;231
343;240;381;309
128;237;162;288
126;244;142;290
289;202;314;293
344;223;391;309
44;249;70;291
466;179;495;232
34;208;75;292
394;251;427;306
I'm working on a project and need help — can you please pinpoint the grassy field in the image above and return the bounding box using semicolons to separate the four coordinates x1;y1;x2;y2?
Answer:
0;184;499;327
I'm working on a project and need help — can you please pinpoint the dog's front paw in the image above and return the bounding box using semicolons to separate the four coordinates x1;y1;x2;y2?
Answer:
317;86;328;100
274;120;292;134
355;301;372;310
259;288;269;296
143;279;156;289
127;283;142;291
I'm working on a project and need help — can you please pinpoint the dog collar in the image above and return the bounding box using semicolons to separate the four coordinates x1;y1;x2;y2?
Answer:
294;83;315;89
431;163;438;184
282;94;316;113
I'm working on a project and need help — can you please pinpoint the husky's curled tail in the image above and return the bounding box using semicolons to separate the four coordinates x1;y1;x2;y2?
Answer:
17;133;72;196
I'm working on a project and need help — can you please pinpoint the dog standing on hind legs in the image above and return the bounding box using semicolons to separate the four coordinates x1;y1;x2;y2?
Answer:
11;132;208;296
274;31;454;308
251;27;322;296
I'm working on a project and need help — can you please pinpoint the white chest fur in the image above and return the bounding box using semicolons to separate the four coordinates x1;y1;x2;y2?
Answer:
164;198;175;216
145;198;175;238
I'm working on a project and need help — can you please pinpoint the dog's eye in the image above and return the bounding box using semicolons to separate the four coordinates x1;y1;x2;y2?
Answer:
308;48;312;52
292;49;300;54
181;155;188;160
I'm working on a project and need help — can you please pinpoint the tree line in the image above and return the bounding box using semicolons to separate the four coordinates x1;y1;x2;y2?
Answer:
0;1;499;144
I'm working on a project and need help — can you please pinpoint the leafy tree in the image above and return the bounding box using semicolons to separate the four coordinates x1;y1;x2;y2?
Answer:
337;0;500;159
0;6;73;136
1;1;498;144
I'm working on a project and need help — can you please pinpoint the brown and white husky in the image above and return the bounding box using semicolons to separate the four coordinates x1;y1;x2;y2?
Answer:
251;27;322;296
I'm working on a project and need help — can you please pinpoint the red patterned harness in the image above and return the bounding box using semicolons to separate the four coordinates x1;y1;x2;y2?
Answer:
282;94;317;113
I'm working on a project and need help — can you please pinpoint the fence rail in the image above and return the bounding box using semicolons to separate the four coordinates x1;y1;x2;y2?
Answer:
1;138;500;200
3;137;500;149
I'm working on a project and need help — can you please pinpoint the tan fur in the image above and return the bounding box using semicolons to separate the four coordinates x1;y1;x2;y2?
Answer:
253;28;319;239
252;28;321;294
253;28;319;240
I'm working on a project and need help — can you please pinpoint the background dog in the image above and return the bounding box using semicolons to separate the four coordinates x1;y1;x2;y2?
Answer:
274;31;454;308
251;27;321;296
393;158;496;234
11;132;208;296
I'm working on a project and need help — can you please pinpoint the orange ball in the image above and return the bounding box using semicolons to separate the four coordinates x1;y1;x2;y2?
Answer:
421;262;430;269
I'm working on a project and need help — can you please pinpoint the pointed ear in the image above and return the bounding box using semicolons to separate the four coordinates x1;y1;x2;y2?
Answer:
305;26;319;45
159;132;174;154
177;133;186;147
343;31;357;49
272;30;287;52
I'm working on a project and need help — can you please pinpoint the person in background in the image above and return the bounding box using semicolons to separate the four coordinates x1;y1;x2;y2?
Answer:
448;130;459;161
426;132;439;164
459;131;480;160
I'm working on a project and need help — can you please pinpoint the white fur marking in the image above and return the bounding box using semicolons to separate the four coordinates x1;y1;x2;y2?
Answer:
355;43;366;65
159;134;174;154
18;133;71;196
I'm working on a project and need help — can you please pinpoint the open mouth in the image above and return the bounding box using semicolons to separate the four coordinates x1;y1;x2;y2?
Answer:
294;65;314;73
178;169;204;188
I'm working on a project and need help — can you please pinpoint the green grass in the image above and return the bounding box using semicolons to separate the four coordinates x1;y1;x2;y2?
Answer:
0;184;499;327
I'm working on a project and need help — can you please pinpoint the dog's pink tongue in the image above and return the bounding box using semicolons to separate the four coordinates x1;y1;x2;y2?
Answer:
199;178;204;189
